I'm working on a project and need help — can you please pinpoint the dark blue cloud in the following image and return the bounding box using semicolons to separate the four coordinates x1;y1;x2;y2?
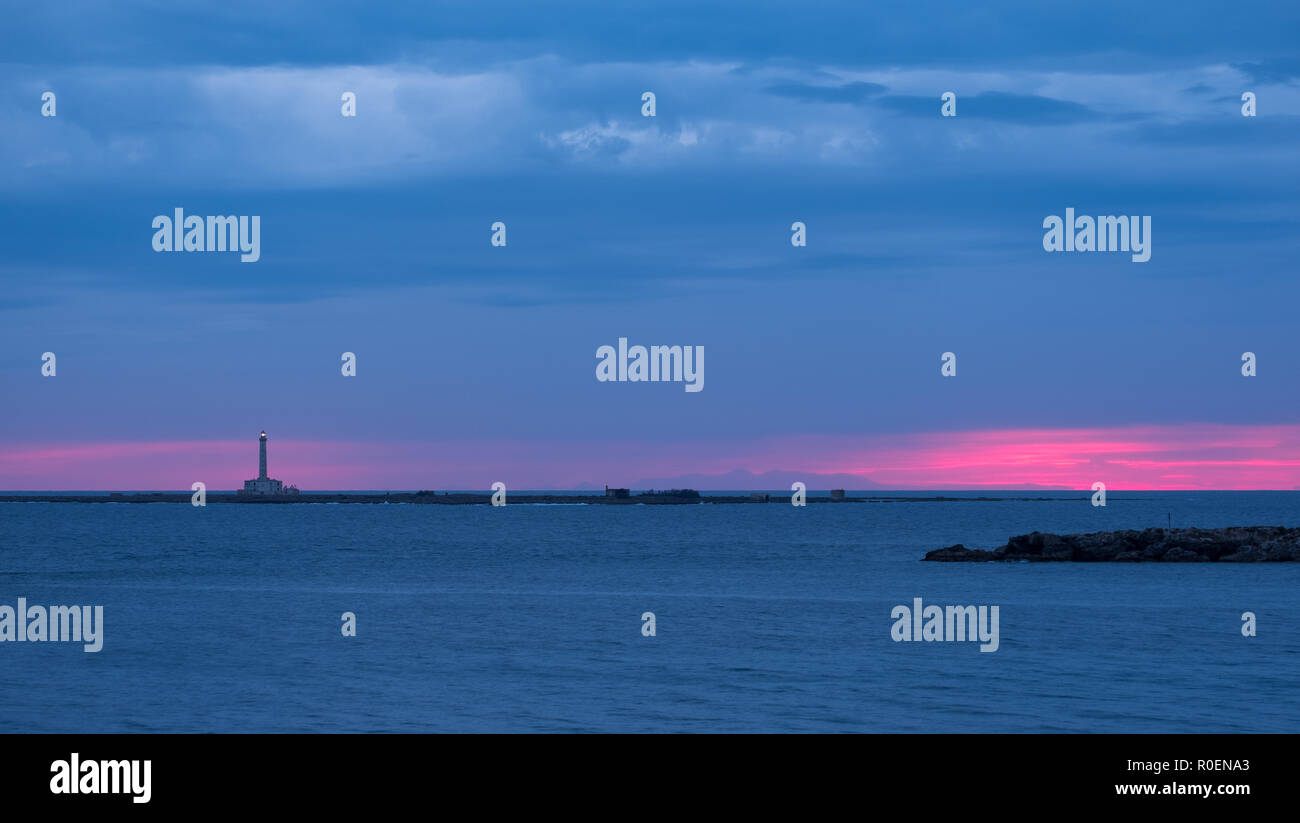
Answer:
1231;58;1300;85
764;81;887;104
876;91;1101;124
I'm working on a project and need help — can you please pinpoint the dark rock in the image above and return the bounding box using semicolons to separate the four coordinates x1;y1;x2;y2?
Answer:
924;544;996;562
924;526;1300;562
1160;548;1207;562
1221;545;1264;562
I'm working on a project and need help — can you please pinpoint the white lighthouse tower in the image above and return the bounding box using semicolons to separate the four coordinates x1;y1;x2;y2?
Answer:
238;430;299;496
258;430;268;480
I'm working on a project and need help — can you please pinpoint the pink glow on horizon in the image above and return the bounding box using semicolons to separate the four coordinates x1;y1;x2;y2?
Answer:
2;423;1300;490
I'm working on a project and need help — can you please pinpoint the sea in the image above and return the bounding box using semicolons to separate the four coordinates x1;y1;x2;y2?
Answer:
1;490;1297;733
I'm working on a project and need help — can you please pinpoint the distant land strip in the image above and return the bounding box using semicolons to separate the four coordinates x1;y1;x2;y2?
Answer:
925;527;1300;562
0;492;1097;505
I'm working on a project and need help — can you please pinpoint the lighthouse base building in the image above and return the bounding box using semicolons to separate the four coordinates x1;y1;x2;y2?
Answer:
238;431;300;496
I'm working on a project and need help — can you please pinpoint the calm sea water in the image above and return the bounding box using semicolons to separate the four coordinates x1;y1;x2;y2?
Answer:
1;491;1297;732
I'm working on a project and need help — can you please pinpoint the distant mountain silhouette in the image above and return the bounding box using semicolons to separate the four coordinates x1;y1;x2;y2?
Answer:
618;469;1071;491
626;469;888;490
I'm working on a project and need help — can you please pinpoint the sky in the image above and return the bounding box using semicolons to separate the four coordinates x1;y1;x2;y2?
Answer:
2;1;1299;490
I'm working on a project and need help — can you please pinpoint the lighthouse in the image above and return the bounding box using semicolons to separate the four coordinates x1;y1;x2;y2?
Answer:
259;430;268;480
238;430;299;496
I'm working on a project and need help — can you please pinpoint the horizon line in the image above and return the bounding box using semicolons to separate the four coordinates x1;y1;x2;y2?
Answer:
5;488;1300;494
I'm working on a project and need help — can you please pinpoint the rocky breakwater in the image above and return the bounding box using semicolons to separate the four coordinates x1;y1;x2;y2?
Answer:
924;526;1300;562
